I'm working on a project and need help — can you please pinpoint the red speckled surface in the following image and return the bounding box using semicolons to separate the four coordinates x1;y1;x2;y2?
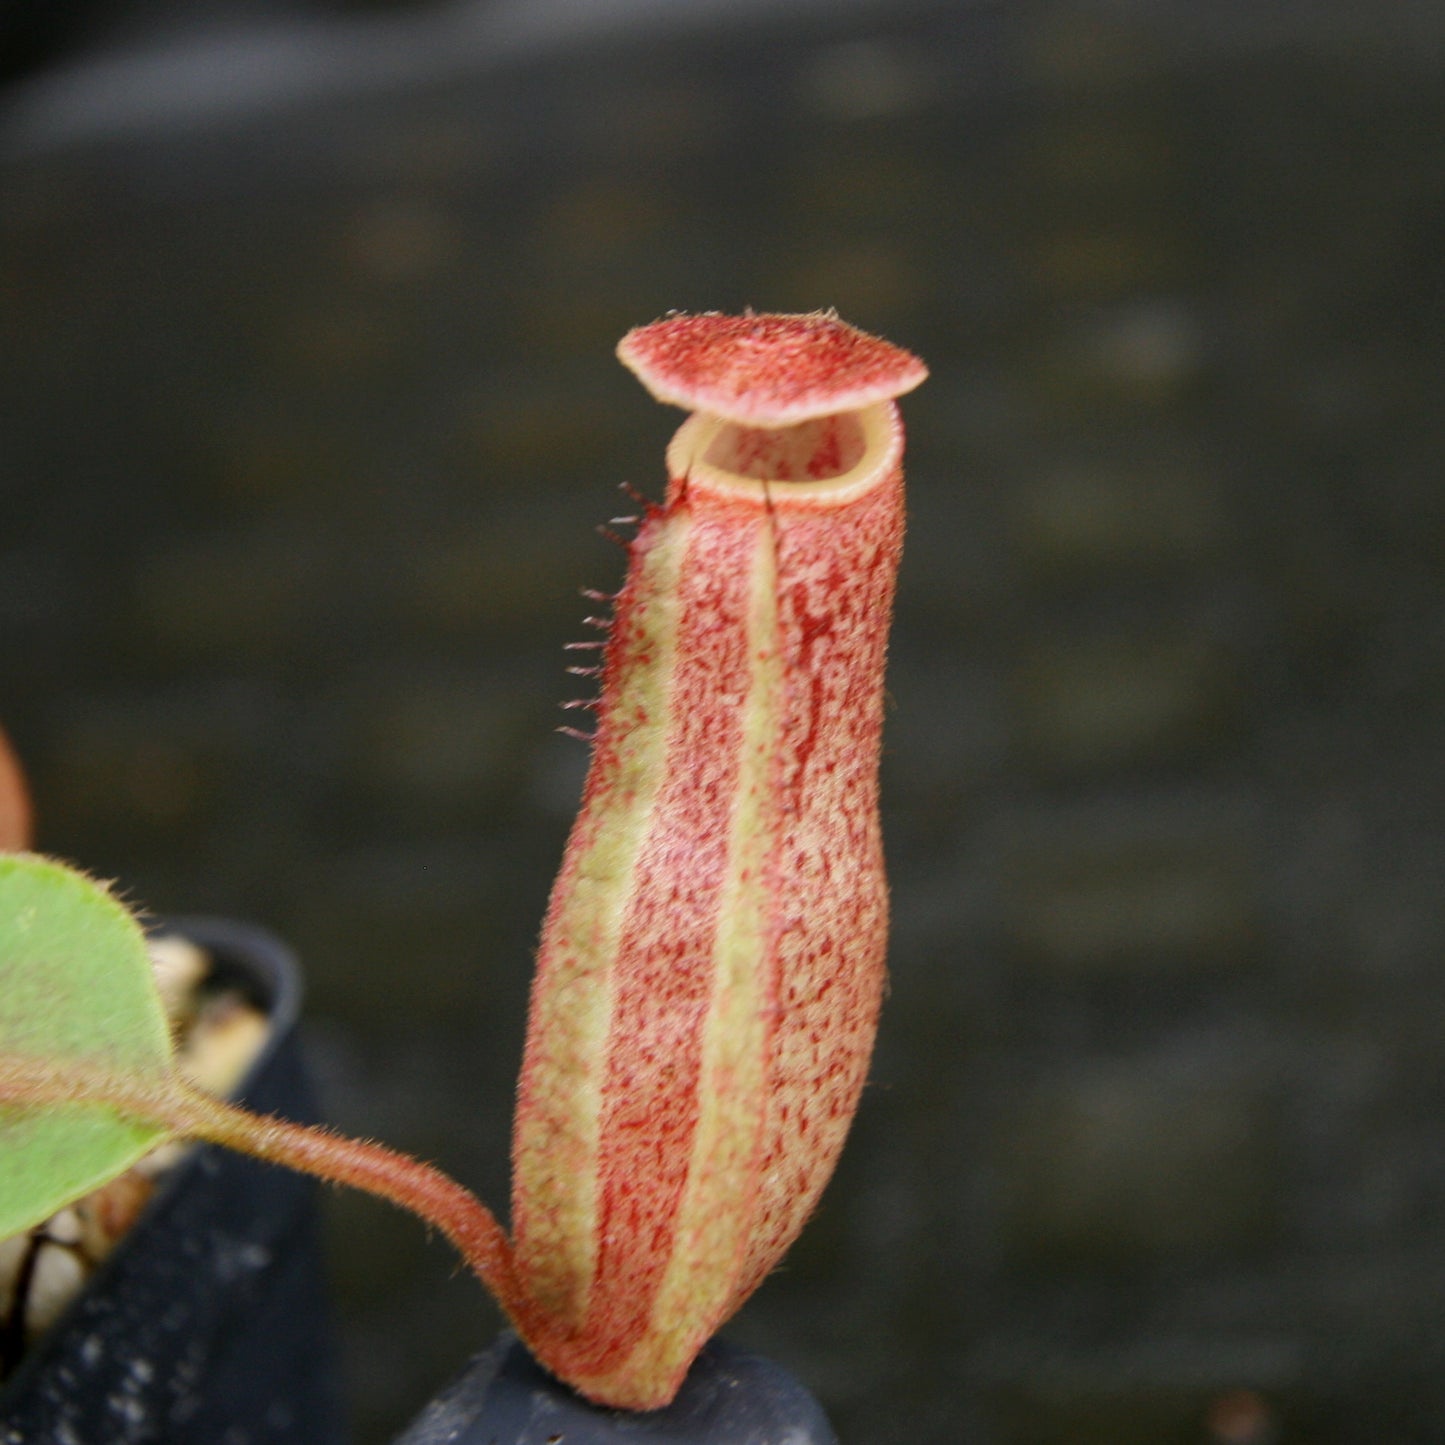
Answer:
617;312;927;426
583;497;770;1385
511;340;910;1404
726;467;901;1313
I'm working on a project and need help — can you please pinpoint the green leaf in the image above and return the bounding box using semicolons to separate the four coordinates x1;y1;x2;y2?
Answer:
0;856;175;1237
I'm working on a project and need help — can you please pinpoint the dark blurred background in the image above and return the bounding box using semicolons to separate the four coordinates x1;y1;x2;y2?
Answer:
3;1;1445;1441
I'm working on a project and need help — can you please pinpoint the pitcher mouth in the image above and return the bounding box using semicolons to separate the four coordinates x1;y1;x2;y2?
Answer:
665;401;901;503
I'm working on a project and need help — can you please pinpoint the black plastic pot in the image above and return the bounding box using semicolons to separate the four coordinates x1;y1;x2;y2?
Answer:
0;917;347;1445
395;1332;839;1445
